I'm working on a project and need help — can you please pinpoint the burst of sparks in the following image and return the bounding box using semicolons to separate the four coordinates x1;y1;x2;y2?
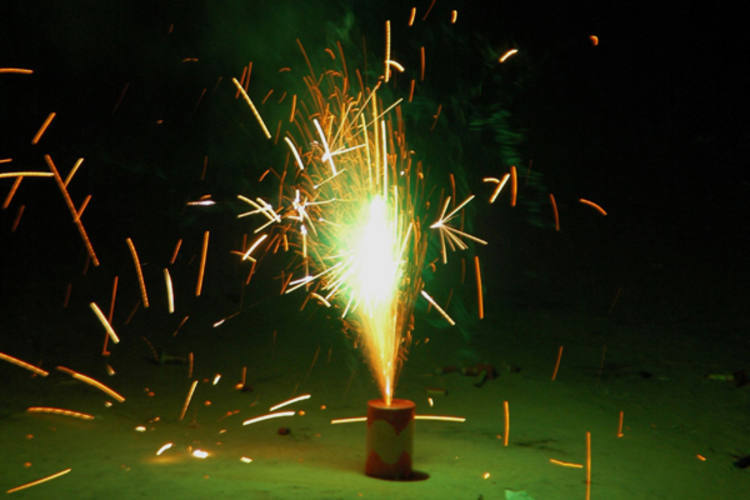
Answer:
429;195;487;264
234;36;494;406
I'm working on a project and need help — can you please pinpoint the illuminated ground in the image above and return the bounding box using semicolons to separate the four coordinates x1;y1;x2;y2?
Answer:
1;281;748;499
2;2;749;499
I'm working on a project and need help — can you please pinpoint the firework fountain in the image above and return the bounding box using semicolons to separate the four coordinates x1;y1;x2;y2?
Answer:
233;31;484;478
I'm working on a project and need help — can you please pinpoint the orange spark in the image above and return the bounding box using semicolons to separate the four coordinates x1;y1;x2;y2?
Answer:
6;468;71;494
0;352;49;377
107;275;119;323
125;237;149;308
261;88;274;105
289;94;297;122
56;366;125;402
384;20;392;82
269;394;311;412
430;103;442;131
420;290;455;325
408;79;415;102
474;256;484;319
156;442;174;456
549;458;583;469
26;407;94;421
617;410;624;438
242;411;295;426
0;171;53;179
11;204;24;232
499;49;519;63
0;158;12;163
179;380;198;421
422;0;436;20
330;416;367;424
414;415;466;423
63;282;72;309
408;7;416;26
579;198;607;216
235;65;248;99
386;59;405;73
0;67;34;75
31;112;56;145
419;46;425;81
172;315;189;337
89;302;120;344
170;238;183;265
232;77;271;139
112;83;129;115
200;155;209;180
586;431;592;500
2;176;22;209
164;268;174;313
590;35;599;46
488;173;510;204
510;166;518;206
196;230;209;296
551;345;563;381
450;10;458;24
503;400;510;446
74;194;91;221
549;193;560;231
45;155;99;266
696;454;707;462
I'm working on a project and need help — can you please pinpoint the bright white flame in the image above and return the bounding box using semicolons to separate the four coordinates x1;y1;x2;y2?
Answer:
350;197;399;306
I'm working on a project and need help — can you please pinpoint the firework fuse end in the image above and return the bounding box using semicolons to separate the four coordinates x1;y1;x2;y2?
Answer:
365;399;415;480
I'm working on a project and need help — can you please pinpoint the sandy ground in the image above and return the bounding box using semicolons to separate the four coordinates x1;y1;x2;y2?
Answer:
1;266;748;499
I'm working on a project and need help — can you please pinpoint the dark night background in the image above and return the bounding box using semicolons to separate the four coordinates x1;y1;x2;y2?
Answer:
1;1;749;498
3;1;748;335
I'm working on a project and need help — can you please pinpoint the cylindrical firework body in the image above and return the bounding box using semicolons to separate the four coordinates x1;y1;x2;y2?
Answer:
365;399;415;479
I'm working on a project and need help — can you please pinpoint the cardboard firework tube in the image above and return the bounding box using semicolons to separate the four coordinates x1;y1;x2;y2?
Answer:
365;398;415;479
